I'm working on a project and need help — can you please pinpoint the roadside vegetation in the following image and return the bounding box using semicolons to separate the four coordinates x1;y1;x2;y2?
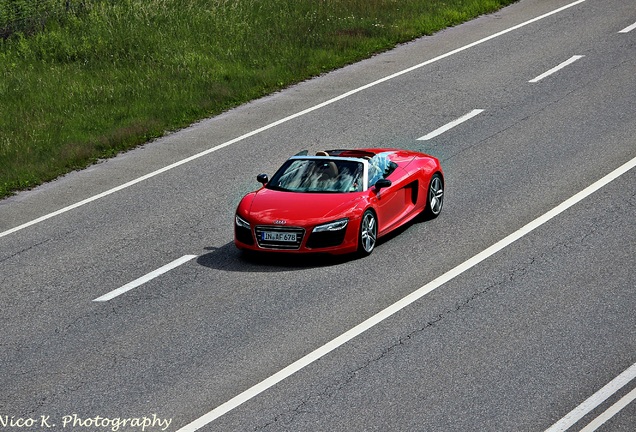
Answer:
0;0;517;198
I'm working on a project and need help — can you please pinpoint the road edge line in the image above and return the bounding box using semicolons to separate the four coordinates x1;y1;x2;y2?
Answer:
0;0;587;240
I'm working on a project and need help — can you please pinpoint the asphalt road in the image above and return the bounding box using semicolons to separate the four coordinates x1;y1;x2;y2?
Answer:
1;0;635;431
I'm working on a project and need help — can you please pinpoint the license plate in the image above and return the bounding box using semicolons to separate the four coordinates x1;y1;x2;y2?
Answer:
262;231;297;242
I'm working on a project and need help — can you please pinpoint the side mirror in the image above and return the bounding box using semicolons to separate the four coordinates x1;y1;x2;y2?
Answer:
374;178;392;190
257;174;269;184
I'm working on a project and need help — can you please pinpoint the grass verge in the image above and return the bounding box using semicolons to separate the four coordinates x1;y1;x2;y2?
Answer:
0;0;517;199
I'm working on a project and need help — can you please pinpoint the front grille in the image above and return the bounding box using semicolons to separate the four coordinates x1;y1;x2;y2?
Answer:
255;226;305;250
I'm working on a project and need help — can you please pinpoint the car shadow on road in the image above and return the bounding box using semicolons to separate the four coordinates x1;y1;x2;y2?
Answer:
196;242;353;272
197;212;435;272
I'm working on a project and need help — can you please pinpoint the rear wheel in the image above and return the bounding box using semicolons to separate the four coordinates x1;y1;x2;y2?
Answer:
423;173;444;218
358;209;377;256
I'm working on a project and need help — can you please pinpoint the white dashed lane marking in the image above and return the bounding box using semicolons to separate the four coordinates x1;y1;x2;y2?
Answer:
417;109;485;141
93;255;197;302
529;55;585;83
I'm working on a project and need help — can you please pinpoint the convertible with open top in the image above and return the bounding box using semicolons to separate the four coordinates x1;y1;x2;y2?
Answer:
234;148;444;256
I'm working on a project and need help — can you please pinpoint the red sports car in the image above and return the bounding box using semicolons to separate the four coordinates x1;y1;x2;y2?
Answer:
234;148;444;256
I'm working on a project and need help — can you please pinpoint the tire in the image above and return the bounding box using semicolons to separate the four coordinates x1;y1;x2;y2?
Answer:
423;173;444;219
358;209;378;256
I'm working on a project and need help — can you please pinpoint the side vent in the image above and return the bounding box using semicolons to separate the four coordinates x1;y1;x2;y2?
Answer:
408;181;419;205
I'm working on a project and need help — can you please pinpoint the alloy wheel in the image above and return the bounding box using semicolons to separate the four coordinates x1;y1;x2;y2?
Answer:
428;174;444;216
359;211;377;255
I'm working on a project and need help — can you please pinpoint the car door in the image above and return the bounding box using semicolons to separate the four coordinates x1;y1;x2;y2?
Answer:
372;165;414;234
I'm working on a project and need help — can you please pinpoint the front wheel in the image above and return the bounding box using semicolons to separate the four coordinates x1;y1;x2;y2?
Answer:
423;173;444;219
358;209;377;256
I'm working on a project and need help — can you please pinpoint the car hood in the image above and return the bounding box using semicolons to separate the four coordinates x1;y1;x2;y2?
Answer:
247;188;363;225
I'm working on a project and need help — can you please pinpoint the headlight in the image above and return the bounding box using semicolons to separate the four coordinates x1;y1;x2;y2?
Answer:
312;218;348;233
235;214;251;229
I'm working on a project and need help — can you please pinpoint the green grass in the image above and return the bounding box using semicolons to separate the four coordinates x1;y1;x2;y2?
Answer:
0;0;517;198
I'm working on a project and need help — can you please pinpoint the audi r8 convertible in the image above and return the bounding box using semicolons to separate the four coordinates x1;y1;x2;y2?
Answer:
234;148;444;256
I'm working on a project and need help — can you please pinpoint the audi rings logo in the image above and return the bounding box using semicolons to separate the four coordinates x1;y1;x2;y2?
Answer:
274;220;287;225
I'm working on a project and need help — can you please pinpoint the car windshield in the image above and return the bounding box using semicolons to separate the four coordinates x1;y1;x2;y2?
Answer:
267;158;364;193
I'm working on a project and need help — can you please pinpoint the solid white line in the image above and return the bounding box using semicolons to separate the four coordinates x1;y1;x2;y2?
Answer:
579;386;636;432
175;156;636;431
93;255;197;302
417;109;484;140
619;22;636;33
544;362;636;432
529;55;584;83
0;0;588;240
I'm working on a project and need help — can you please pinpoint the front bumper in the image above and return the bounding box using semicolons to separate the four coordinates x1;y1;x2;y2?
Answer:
234;218;359;255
